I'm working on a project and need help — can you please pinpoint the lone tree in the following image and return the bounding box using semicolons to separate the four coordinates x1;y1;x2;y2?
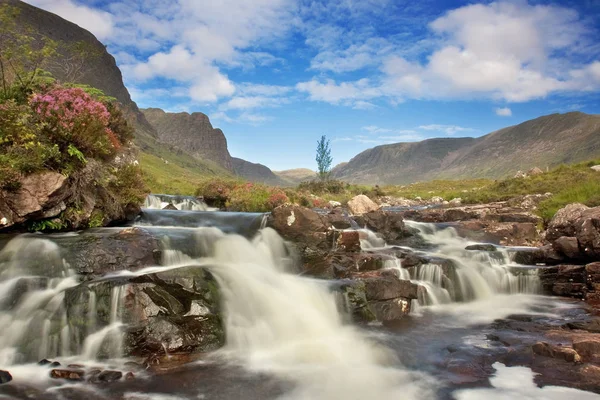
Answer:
315;135;333;180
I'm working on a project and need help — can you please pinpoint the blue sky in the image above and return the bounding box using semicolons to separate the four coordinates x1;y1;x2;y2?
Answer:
25;0;600;171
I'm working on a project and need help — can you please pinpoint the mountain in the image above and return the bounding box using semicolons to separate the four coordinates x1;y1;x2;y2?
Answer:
332;112;600;185
142;108;233;171
3;0;284;189
274;168;317;185
232;158;288;186
0;0;157;142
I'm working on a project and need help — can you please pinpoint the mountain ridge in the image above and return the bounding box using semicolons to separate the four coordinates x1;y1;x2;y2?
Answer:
332;112;600;185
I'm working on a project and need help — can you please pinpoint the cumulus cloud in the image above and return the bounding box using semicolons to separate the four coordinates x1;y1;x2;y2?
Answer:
24;0;114;40
495;107;512;116
418;124;475;135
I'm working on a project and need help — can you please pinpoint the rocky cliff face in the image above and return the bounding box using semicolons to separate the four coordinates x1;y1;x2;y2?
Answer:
1;0;157;139
333;112;600;185
142;108;234;171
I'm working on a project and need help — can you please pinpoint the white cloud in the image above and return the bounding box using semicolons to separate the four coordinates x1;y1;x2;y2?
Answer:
24;0;114;40
237;83;293;96
495;107;512;116
296;78;381;103
220;96;287;111
418;124;474;135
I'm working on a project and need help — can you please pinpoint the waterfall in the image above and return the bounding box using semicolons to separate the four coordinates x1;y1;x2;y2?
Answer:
0;236;128;367
144;194;212;211
386;221;541;305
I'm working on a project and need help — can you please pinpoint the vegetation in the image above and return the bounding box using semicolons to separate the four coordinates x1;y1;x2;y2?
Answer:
315;135;332;180
0;4;146;231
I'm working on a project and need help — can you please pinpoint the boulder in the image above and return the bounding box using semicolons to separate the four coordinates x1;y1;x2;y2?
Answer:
268;205;329;242
369;298;412;323
590;165;600;172
0;370;12;384
576;207;600;259
347;195;379;215
449;198;462;206
90;370;122;383
552;236;582;259
465;244;497;252
50;369;85;381
361;210;409;243
359;273;419;301
532;342;581;363
573;339;600;362
162;203;178;210
546;203;589;241
337;231;361;252
528;167;544;175
430;196;444;204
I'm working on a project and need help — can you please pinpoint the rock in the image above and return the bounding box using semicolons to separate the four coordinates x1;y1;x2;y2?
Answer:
37;359;52;366
514;170;527;178
347;195;379;216
337;231;361;252
532;342;581;363
162;203;178;210
50;369;85;381
586;262;600;275
430;196;444;204
360;274;419;301
369;298;412;323
566;319;600;333
513;245;564;265
331;280;376;322
528;167;544;175
268;205;329;241
449;198;462;206
552;236;582;259
328;200;341;208
576;207;600;259
361;211;409;243
573;339;600;361
91;370;122;383
49;361;61;367
327;212;352;230
353;253;394;272
125;372;135;381
546;203;589;241
465;244;497;252
590;165;600;172
0;370;12;384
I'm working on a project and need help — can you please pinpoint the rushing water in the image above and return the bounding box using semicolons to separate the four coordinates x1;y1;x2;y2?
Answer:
0;202;598;399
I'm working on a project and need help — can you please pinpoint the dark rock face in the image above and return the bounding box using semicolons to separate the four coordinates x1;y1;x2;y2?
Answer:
50;369;85;381
142;108;233;171
539;262;600;303
532;342;581;363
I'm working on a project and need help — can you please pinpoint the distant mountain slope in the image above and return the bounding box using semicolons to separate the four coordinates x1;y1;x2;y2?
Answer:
142;108;234;171
333;112;600;185
274;168;317;185
0;0;157;140
232;158;288;186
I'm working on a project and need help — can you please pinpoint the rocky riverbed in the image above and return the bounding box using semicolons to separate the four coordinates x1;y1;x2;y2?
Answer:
0;195;599;399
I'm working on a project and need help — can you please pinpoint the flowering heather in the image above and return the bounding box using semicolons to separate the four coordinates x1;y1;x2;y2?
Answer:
29;87;120;157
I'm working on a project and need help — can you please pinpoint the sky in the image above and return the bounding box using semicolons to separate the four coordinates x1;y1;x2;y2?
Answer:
23;0;600;171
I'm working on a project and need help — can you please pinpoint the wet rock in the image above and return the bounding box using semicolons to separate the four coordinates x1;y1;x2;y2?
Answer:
359;273;419;301
37;359;52;366
546;203;589;241
369;298;412;323
532;342;581;363
552;236;582;259
353;253;395;272
50;369;85;381
0;370;12;384
572;339;600;361
67;364;84;369
162;203;178;210
49;361;61;367
513;245;563;265
361;210;410;243
327;211;352;230
465;244;497;252
91;370;122;383
337;231;361;252
565;318;600;333
552;283;586;297
268;205;329;244
347;195;379;215
331;280;376;323
125;371;135;381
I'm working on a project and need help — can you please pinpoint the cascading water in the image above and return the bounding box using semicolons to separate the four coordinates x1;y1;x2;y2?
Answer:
388;221;541;306
0;236;128;368
144;194;212;211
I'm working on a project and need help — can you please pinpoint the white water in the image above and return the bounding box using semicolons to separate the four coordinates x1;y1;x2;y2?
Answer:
0;236;128;368
203;228;434;399
390;221;541;306
144;194;212;211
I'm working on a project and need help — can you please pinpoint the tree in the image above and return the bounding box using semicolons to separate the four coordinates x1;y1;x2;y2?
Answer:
315;135;333;180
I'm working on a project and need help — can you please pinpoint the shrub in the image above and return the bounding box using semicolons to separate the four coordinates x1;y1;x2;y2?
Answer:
226;183;289;212
195;178;240;207
30;86;119;161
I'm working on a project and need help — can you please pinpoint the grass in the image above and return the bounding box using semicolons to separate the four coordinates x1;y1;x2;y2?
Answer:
383;179;493;201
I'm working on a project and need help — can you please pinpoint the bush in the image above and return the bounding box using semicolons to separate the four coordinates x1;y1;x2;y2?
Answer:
226;183;289;212
298;179;346;194
195;178;240;207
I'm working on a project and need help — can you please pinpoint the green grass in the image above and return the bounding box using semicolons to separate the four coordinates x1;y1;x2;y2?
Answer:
537;180;600;223
383;179;493;201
